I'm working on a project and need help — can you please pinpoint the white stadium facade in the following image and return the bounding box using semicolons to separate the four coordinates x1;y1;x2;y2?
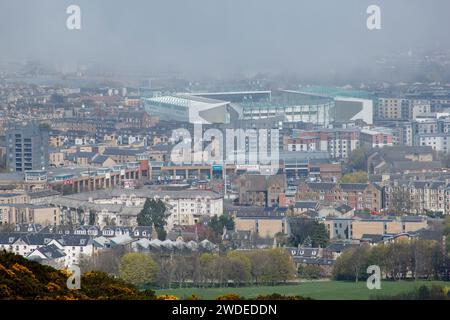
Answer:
144;89;373;126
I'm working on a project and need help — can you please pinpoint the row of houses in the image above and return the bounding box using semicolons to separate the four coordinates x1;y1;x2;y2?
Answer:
295;182;383;212
231;206;428;241
288;178;450;216
0;229;218;268
35;188;223;229
0;233;95;267
384;180;450;215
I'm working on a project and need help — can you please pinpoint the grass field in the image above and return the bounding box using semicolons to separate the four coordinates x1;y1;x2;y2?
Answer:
155;280;449;300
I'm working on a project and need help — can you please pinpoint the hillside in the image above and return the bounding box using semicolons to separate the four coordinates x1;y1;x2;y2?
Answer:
0;250;155;300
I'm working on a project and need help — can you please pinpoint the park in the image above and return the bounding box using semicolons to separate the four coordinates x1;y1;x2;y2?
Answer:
155;280;448;300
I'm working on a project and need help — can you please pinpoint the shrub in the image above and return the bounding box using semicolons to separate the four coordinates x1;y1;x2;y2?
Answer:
157;294;179;300
371;285;450;300
256;293;313;300
216;293;243;300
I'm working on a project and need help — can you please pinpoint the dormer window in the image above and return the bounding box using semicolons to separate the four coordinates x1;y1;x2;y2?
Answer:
8;237;14;243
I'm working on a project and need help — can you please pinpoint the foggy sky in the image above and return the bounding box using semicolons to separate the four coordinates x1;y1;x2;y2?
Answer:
1;0;449;78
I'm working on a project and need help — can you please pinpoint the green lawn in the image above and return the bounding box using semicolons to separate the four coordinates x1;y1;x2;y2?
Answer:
155;280;448;300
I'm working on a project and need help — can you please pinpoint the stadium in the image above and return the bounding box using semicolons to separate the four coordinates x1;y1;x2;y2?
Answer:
144;90;336;126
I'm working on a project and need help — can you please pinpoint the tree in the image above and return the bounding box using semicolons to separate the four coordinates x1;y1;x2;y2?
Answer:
348;246;370;282
208;214;235;237
119;253;159;286
248;250;270;284
334;239;447;282
311;222;329;248
340;171;368;184
332;250;351;280
88;211;96;225
266;249;296;283
444;216;450;255
79;246;126;276
199;253;220;287
154;254;175;289
137;199;169;240
332;245;372;282
172;255;195;289
226;251;252;285
298;264;326;280
224;252;251;286
347;148;368;172
246;249;296;285
289;218;329;248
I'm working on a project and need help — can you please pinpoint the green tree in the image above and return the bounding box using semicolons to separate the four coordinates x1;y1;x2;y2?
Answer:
340;171;368;183
298;264;326;280
137;199;169;240
248;250;271;284
443;216;450;255
311;222;329;248
88;211;96;225
208;214;235;236
347;148;368;171
332;246;370;282
224;253;252;286
266;248;296;283
443;216;450;237
289;218;329;248
119;253;159;286
199;253;220;287
348;246;370;282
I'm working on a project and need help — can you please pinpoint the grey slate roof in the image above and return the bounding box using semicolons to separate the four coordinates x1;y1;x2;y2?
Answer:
294;201;319;209
32;244;66;259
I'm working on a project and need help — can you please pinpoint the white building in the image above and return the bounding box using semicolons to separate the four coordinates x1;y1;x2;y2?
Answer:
0;233;95;268
41;188;224;230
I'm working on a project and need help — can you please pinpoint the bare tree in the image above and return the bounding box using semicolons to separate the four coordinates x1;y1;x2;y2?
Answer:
79;246;127;276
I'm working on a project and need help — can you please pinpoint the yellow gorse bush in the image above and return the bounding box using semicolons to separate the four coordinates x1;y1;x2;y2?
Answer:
157;294;179;300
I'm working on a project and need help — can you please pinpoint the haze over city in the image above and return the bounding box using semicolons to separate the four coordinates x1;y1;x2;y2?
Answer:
1;0;450;79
